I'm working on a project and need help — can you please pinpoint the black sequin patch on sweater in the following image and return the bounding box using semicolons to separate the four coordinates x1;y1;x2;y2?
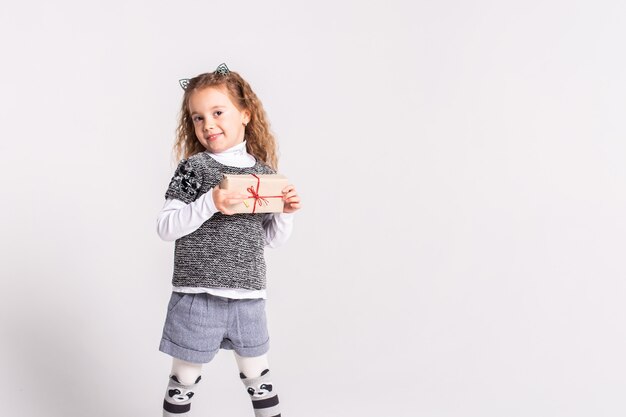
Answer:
167;159;202;202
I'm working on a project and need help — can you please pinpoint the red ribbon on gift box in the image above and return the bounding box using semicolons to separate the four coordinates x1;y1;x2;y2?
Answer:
246;174;284;213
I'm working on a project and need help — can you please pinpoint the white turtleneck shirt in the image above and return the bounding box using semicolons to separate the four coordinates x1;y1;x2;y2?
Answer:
156;140;294;299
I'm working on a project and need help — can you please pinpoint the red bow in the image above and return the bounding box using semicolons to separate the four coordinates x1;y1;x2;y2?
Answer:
245;174;283;213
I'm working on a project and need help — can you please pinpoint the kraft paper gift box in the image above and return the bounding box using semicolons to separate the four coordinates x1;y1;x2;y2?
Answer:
219;174;288;214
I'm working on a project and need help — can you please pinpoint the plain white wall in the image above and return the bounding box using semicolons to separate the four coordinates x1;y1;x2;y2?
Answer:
1;1;625;416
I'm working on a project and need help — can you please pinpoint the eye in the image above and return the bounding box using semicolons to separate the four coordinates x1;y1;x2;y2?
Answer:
214;111;223;116
192;115;203;123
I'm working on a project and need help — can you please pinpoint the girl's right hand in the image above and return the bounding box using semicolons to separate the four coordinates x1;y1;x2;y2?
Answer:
212;187;248;215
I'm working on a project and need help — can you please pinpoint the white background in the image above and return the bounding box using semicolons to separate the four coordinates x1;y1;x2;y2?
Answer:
1;1;625;416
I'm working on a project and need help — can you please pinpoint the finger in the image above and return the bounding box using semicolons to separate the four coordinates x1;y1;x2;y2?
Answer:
227;191;249;200
283;191;298;201
282;184;295;194
226;197;245;206
284;203;301;212
215;190;231;204
218;204;234;215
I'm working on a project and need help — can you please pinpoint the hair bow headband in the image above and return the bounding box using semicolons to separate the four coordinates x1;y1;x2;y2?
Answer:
178;63;230;90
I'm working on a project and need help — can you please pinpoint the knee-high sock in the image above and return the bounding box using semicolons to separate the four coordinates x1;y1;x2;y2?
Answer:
240;369;281;417
163;374;201;416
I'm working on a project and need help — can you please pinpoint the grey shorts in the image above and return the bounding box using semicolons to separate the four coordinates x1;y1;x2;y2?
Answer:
159;292;270;363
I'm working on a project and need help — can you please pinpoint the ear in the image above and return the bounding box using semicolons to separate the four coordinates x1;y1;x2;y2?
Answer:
242;109;251;125
170;375;180;383
260;369;270;376
179;79;190;90
195;375;202;384
239;372;247;379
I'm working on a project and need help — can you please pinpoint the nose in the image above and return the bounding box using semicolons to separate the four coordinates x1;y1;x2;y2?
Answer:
203;120;215;131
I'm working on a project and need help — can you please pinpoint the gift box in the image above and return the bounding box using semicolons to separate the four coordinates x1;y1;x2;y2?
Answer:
219;174;288;214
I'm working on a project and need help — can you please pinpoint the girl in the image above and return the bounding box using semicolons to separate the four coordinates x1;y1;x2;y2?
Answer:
156;63;301;417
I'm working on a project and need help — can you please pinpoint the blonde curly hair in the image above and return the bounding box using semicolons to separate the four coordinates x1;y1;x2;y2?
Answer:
173;69;278;170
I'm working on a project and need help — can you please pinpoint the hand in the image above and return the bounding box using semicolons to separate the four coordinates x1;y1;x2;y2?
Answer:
212;187;248;215
281;184;302;214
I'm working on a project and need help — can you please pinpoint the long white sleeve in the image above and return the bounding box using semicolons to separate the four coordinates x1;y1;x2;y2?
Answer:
157;195;295;246
156;191;218;241
262;212;295;248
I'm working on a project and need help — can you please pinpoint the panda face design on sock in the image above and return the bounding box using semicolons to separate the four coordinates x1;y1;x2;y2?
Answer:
240;368;273;398
246;382;273;398
167;374;201;403
168;388;195;402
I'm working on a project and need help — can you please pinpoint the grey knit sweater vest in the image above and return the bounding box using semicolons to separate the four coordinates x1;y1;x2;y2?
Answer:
164;151;275;290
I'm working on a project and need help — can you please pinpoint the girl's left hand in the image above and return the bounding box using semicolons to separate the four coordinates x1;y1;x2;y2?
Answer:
281;184;302;214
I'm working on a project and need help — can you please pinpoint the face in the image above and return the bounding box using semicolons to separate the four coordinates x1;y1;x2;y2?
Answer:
188;86;250;153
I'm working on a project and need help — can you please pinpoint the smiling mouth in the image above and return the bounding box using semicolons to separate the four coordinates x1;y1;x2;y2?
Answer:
207;133;222;141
